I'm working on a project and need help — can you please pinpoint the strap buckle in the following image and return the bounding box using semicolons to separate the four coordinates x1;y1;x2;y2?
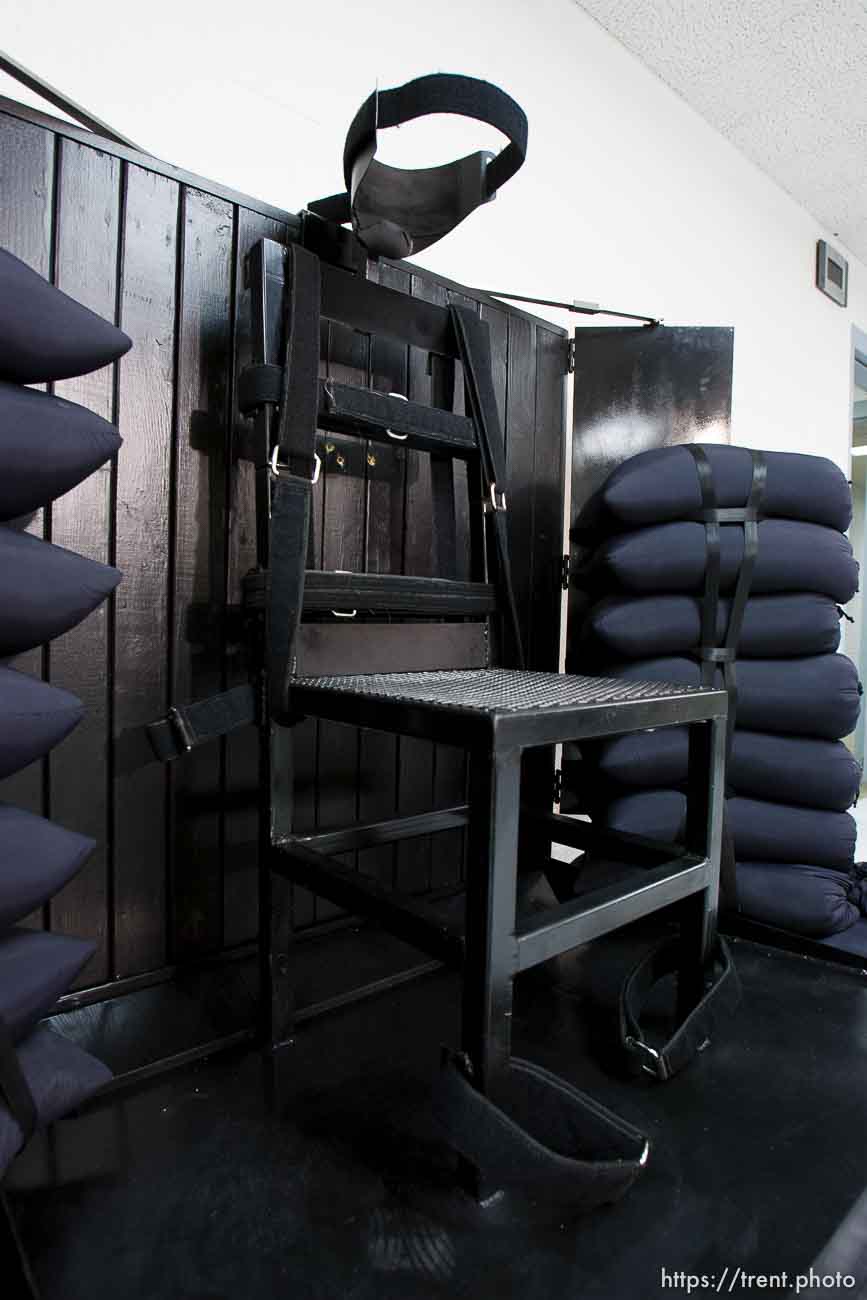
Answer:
270;445;322;484
624;1036;669;1081
485;482;507;512
166;706;196;756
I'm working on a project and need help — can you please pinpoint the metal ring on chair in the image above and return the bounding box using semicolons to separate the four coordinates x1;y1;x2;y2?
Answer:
386;391;409;439
270;445;322;484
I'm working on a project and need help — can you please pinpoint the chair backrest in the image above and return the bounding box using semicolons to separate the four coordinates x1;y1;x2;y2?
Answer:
241;225;523;677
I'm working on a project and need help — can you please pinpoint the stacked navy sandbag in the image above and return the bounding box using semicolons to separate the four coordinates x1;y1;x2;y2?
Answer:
0;248;129;1175
569;443;865;952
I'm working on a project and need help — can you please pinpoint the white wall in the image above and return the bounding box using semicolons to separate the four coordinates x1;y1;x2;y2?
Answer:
2;0;866;471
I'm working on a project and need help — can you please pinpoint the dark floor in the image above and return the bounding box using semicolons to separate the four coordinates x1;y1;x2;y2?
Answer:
7;934;867;1300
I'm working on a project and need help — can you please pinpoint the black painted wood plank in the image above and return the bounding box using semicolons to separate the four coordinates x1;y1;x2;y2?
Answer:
0;113;55;833
48;137;121;984
392;273;452;894
531;326;567;672
313;320;369;919
169;187;233;960
113;163;179;976
0;95;301;230
504;313;537;662
355;261;409;886
479;301;510;441
224;210;289;947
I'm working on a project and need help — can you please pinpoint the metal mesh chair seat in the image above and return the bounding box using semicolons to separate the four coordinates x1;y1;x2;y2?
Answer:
293;668;707;714
290;668;725;746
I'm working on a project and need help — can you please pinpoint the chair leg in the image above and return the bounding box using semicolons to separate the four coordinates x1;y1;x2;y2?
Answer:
679;715;727;1016
263;722;296;1058
0;1189;40;1300
461;744;523;1104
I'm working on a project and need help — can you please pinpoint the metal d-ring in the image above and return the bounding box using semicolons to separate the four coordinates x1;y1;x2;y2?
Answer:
386;391;409;439
269;445;322;485
330;568;356;618
488;482;507;512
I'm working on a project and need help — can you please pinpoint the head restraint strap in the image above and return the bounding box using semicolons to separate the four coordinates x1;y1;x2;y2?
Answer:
309;74;527;256
343;73;527;198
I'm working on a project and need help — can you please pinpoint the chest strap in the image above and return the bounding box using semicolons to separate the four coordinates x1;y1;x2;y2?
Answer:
450;303;525;669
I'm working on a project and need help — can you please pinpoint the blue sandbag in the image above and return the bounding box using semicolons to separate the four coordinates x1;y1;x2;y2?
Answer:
0;380;121;521
581;592;842;661
603;654;861;740
736;862;863;938
605;790;856;869
591;729;861;812
0;247;131;384
0;804;94;929
0;1024;112;1176
0;928;95;1041
817;920;867;957
0;527;120;655
581;519;858;604
0;668;84;779
575;444;852;534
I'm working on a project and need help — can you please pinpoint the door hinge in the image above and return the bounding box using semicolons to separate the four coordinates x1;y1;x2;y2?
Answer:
560;554;571;590
566;338;576;374
553;767;563;805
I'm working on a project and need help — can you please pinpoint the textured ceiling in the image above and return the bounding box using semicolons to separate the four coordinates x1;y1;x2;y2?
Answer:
573;0;867;263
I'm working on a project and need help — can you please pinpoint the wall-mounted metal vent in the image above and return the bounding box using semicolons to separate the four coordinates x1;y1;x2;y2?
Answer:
817;240;848;308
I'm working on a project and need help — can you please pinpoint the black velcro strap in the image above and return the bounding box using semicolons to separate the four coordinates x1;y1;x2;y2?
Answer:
238;363;282;414
310;75;527;258
697;646;736;663
146;684;257;763
268;244;322;713
450;304;525;669
620;937;741;1083
269;473;312;712
686;447;767;747
688;507;761;524
431;1053;648;1210
343;74;527;201
687;446;721;691
0;1014;37;1148
275;244;321;479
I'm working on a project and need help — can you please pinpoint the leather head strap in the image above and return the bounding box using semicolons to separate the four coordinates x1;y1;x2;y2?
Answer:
309;73;527;258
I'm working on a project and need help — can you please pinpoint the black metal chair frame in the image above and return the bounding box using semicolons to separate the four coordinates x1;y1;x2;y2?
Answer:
241;221;728;1110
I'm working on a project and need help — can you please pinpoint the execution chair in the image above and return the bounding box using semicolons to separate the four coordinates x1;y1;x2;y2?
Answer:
150;218;736;1205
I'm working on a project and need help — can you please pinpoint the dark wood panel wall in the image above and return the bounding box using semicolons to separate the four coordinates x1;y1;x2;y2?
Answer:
0;105;566;1001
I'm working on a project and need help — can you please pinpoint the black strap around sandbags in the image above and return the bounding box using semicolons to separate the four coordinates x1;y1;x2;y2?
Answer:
686;446;767;910
431;1052;649;1210
619;936;741;1082
308;73;527;259
686;445;767;747
0;1013;36;1149
450;303;525;669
